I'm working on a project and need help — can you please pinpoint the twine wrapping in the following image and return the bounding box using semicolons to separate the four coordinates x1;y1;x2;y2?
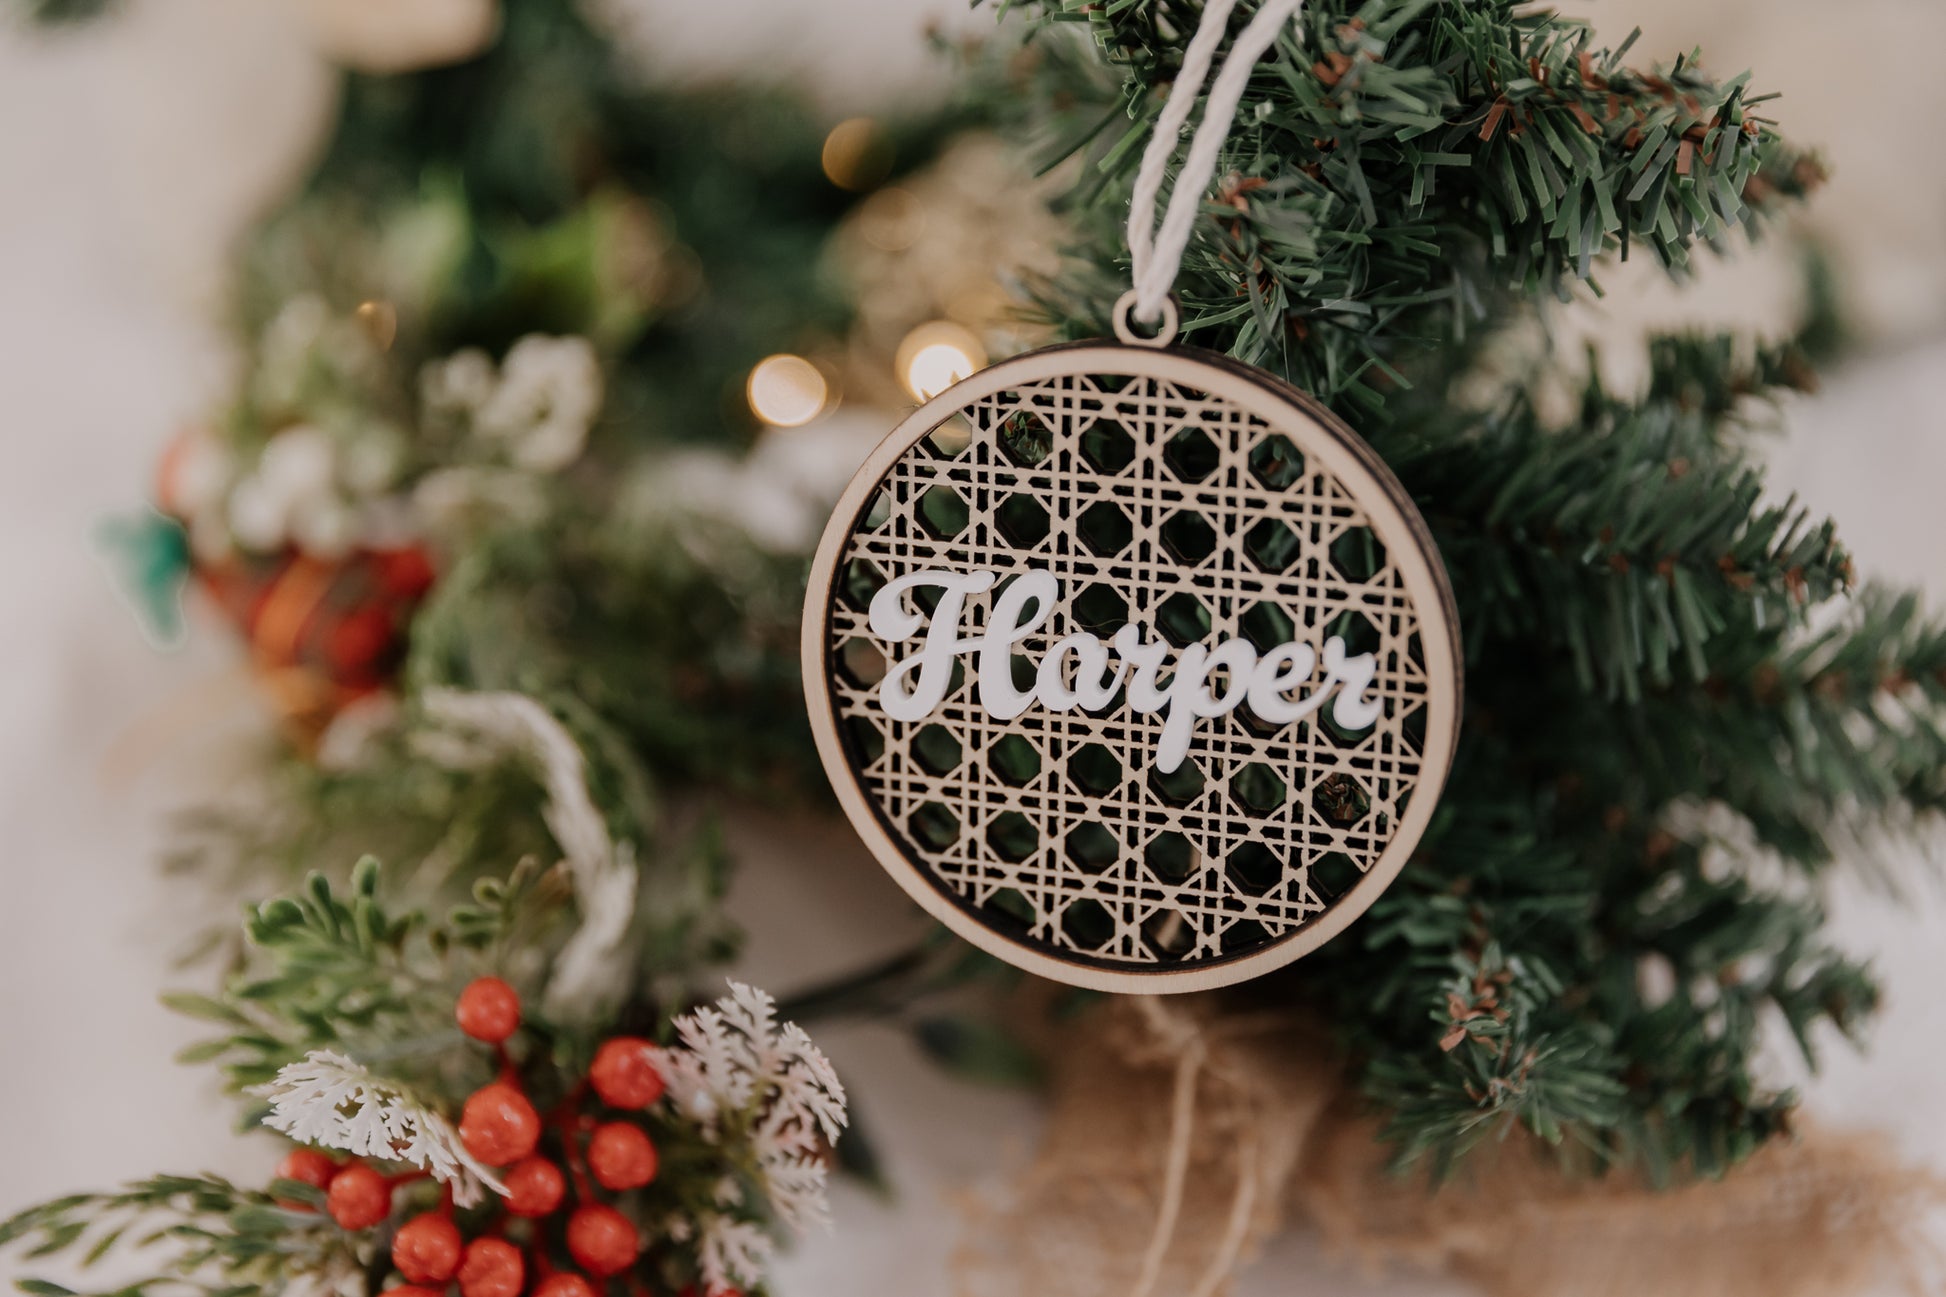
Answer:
959;996;1946;1296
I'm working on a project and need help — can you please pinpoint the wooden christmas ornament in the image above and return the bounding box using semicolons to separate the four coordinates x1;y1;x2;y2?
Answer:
804;298;1461;993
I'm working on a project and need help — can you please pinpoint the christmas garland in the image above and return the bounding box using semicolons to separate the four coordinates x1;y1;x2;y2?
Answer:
8;4;969;1293
6;0;1946;1294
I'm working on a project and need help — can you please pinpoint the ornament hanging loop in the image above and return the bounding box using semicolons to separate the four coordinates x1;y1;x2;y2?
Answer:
1125;0;1305;325
1112;290;1180;349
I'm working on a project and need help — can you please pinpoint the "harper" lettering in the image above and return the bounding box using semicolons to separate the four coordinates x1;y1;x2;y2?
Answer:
866;568;1381;773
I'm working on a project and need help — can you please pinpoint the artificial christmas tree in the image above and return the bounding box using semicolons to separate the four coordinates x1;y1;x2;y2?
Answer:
975;0;1926;1181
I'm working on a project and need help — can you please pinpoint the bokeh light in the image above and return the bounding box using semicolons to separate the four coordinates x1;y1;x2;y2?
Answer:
821;117;893;192
746;354;829;427
355;299;397;351
896;321;986;401
856;187;924;252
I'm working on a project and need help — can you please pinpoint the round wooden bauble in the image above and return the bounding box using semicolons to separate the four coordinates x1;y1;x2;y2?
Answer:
803;340;1461;993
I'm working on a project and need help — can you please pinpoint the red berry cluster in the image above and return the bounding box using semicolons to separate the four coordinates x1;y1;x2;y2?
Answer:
279;978;675;1297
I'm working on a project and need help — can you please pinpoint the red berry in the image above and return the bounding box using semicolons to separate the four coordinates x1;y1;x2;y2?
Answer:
456;978;522;1044
277;1148;340;1190
326;1164;393;1231
374;546;437;600
392;1212;463;1284
502;1156;566;1218
587;1122;657;1191
532;1277;596;1297
457;1237;525;1297
566;1204;640;1278
589;1038;664;1109
459;1083;541;1166
383;1287;447;1297
273;1148;340;1210
326;606;397;686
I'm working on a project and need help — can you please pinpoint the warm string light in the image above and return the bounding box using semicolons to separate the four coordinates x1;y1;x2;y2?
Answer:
821;117;893;192
854;187;924;252
896;321;986;402
355;300;398;351
746;354;829;427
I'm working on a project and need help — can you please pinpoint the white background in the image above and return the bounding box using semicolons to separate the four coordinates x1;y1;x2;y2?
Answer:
1;2;1941;1294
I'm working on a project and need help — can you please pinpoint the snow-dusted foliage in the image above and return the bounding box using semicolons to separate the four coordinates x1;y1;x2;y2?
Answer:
255;1050;505;1206
653;982;849;1294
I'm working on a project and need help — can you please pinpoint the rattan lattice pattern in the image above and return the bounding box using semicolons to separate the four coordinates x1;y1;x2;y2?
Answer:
814;348;1453;984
